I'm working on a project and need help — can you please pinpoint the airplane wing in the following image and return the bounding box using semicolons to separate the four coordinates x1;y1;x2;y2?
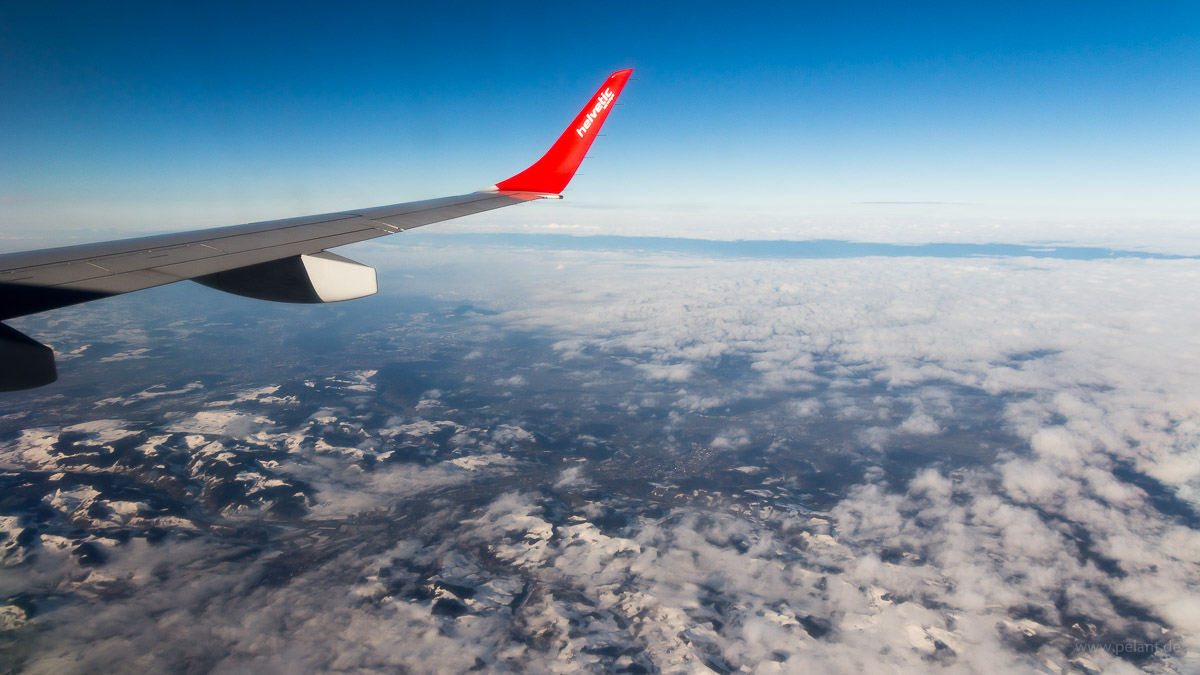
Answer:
0;69;634;390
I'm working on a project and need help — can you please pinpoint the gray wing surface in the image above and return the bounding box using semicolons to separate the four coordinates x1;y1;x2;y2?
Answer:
0;191;540;320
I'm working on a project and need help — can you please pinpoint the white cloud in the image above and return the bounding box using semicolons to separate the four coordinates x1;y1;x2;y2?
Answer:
5;243;1199;672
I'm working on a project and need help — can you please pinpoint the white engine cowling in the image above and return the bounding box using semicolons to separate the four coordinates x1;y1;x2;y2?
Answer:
193;251;378;303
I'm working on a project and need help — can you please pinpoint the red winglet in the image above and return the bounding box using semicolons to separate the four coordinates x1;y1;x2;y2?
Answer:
491;69;633;195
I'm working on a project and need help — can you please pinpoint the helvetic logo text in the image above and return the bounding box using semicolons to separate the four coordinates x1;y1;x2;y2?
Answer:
575;88;616;137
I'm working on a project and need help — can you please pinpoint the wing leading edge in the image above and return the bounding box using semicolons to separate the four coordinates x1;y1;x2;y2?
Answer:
0;69;634;390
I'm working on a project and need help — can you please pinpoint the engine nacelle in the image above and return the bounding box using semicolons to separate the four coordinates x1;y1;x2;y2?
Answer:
0;323;57;391
194;251;377;303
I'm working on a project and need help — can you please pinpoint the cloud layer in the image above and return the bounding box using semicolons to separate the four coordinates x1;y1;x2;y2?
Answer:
2;244;1198;672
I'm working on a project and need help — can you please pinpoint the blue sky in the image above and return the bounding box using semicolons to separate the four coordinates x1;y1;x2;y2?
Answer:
1;1;1197;247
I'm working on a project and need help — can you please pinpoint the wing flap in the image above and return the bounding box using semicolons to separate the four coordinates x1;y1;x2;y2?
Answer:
2;261;111;285
63;269;182;295
88;243;225;274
